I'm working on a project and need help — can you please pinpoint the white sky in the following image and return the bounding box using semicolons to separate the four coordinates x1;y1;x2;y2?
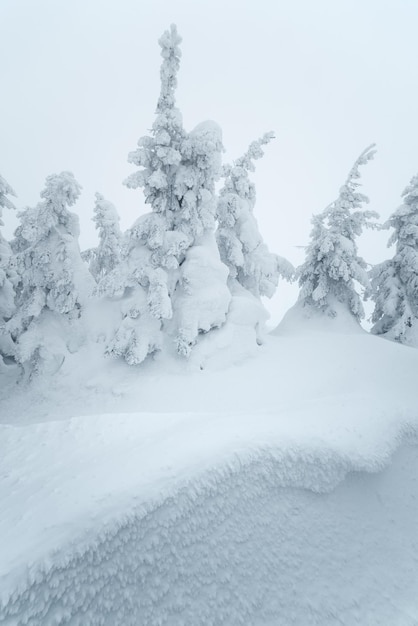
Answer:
1;0;417;325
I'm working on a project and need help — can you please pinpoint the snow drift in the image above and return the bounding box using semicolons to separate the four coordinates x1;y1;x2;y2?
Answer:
1;308;418;624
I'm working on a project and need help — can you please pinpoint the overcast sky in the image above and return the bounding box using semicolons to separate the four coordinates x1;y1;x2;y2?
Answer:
1;0;417;324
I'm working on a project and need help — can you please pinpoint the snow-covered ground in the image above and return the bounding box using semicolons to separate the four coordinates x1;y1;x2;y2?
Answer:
1;307;418;625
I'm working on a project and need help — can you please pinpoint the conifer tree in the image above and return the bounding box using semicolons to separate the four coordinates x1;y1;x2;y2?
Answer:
168;120;231;357
298;145;378;319
0;175;18;366
217;133;293;299
104;25;230;364
82;193;122;282
8;172;94;373
370;173;418;344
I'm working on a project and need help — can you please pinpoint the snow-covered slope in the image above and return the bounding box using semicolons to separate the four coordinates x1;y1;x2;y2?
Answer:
1;306;418;625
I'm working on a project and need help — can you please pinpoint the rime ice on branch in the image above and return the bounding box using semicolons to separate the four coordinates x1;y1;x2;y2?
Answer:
370;173;418;345
298;145;378;320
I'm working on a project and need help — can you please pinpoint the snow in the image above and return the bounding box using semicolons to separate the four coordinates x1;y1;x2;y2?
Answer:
2;19;418;624
370;172;418;345
1;421;418;625
1;305;418;623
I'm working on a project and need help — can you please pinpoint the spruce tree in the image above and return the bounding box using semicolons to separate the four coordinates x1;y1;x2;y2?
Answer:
101;24;186;365
9;172;94;373
104;25;230;365
217;133;293;299
82;193;122;282
370;173;418;344
298;145;378;319
168;120;231;357
0;175;18;366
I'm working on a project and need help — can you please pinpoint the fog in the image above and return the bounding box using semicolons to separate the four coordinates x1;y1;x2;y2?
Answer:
1;0;417;324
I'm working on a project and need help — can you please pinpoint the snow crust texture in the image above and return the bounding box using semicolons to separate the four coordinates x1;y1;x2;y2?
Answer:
1;422;418;625
2;320;418;625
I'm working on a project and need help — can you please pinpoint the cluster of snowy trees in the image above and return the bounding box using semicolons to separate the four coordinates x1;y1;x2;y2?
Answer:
298;145;418;346
1;24;418;377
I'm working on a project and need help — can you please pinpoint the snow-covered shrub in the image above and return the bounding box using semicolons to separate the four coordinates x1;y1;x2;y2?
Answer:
298;145;378;320
104;26;231;365
0;174;18;367
8;172;94;375
82;193;122;282
370;173;418;345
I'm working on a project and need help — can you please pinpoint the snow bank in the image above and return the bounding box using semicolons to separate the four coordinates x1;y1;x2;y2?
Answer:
1;407;418;624
273;298;363;335
1;315;418;624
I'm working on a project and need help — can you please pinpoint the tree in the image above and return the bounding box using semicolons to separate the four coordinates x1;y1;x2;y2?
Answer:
8;172;94;374
370;173;418;345
101;24;186;365
298;144;378;319
168;121;231;358
103;25;230;365
217;133;293;299
82;193;122;282
0;174;18;366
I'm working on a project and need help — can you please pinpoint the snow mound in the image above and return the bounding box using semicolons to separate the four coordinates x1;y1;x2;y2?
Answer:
273;299;362;335
0;412;417;625
1;314;418;624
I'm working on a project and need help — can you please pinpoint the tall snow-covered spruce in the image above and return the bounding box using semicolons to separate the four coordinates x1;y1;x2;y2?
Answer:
8;172;94;374
82;193;122;282
217;134;293;332
0;175;18;367
103;25;231;365
370;173;418;345
298;145;378;320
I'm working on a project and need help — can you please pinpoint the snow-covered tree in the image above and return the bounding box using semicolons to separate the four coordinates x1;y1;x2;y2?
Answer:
217;133;293;299
298;144;378;320
103;25;230;365
0;174;16;214
82;193;122;282
168;121;231;357
101;24;186;364
370;173;418;345
0;175;18;366
8;172;95;374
